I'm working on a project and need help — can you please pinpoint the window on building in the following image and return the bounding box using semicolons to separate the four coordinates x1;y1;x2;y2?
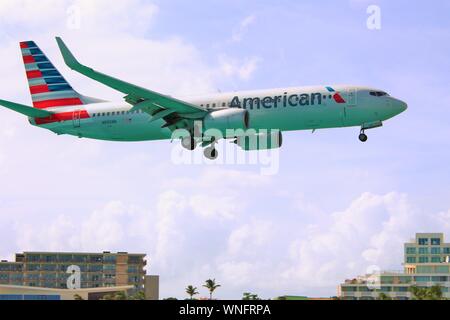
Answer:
431;276;447;282
406;247;416;254
41;264;56;271
58;254;72;262
406;257;416;263
436;266;450;273
399;276;412;284
128;266;138;273
415;276;430;282
0;265;11;272
443;247;450;254
417;266;433;273
27;254;40;262
418;238;429;245
431;257;441;263
43;255;56;262
103;255;117;263
431;238;441;245
103;264;116;272
89;265;103;272
128;256;142;264
419;247;429;255
26;264;40;271
431;247;441;255
419;256;429;263
73;255;87;263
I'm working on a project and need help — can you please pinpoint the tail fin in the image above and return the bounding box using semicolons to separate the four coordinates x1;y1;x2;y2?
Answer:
20;40;88;109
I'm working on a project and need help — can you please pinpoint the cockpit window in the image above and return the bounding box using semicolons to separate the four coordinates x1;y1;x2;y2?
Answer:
370;91;389;97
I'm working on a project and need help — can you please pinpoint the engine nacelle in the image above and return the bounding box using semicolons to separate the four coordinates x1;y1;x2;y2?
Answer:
234;131;283;151
203;108;249;137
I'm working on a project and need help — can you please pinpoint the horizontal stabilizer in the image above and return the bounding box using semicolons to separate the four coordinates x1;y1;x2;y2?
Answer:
0;99;53;117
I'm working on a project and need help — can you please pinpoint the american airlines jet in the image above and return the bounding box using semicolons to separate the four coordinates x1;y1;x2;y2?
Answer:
0;38;407;159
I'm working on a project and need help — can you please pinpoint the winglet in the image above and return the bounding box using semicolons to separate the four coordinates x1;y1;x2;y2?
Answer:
55;37;81;70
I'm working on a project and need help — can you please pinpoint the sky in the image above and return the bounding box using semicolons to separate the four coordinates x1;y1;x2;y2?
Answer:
0;0;450;299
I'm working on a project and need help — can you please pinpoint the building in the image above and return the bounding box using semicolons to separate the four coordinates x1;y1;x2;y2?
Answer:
0;284;134;300
274;296;334;300
338;233;450;300
144;275;159;300
0;251;151;299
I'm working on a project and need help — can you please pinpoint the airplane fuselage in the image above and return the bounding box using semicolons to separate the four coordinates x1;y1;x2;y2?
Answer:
30;85;407;142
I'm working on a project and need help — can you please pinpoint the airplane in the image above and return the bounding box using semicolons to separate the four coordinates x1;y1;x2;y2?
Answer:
0;38;407;159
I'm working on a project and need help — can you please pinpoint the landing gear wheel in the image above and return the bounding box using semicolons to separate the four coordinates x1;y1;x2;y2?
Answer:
204;146;218;160
181;136;197;150
359;132;368;142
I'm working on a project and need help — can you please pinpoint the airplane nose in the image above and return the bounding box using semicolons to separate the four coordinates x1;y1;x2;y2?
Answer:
398;100;408;112
391;98;407;114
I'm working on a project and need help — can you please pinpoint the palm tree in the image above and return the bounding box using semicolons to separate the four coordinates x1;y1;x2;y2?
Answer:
242;292;261;300
203;279;221;300
186;285;199;300
429;285;443;300
410;285;444;300
377;293;392;300
130;291;146;300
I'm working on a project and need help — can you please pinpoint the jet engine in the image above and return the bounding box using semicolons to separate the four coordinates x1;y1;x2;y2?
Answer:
203;108;249;137
234;131;283;151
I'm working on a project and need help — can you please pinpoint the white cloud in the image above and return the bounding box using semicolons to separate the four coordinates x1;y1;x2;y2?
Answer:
189;194;239;220
282;192;442;292
231;15;256;42
218;55;262;81
227;220;273;256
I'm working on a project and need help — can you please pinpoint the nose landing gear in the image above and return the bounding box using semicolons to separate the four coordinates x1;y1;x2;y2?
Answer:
358;121;383;142
359;130;368;142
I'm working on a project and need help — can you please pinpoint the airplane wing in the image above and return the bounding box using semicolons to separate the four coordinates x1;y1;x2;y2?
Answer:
55;37;207;130
0;99;54;118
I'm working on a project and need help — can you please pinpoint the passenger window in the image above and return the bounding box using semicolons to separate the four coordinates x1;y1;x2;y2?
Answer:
102;112;105;116
222;102;226;107
212;103;216;108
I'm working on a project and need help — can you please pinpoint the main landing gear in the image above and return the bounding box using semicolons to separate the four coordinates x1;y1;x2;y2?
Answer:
203;146;218;160
181;136;197;151
203;136;218;160
180;135;219;160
